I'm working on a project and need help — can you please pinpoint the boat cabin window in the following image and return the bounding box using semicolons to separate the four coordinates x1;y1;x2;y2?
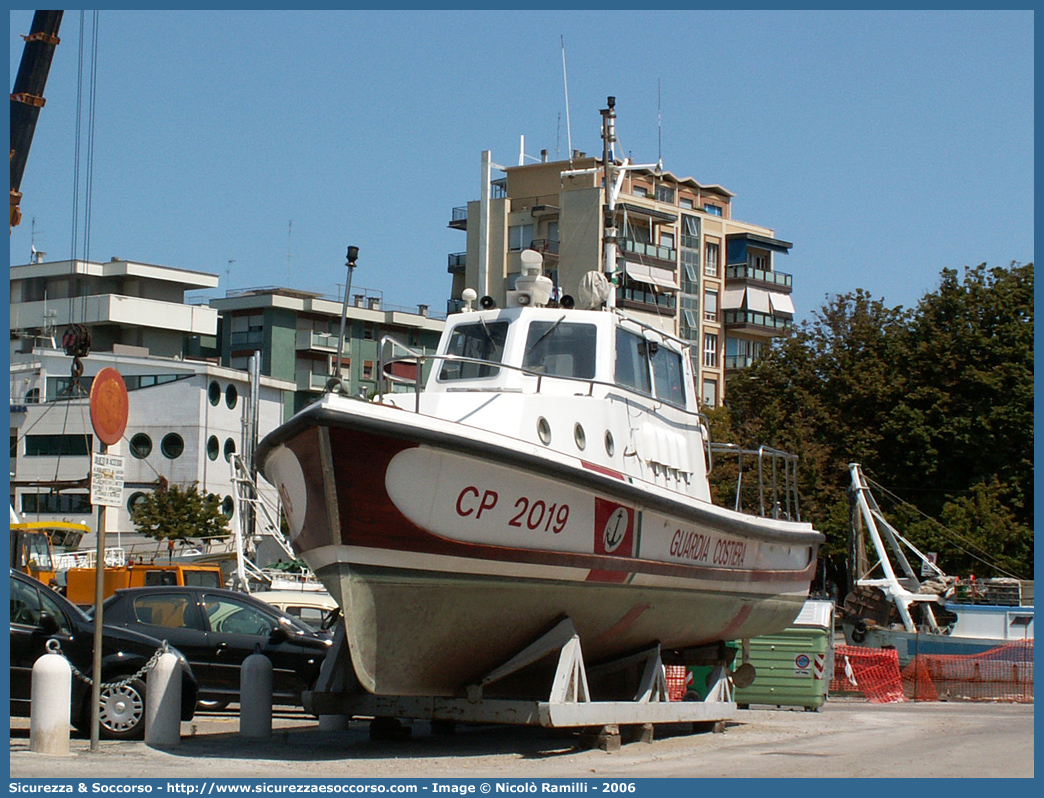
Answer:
439;321;509;381
615;329;652;396
650;342;686;407
614;328;687;408
522;320;597;380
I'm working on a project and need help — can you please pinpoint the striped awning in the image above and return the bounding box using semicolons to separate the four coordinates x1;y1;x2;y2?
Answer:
623;262;677;290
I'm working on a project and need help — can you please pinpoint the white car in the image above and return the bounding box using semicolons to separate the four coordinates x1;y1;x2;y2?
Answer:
251;590;339;631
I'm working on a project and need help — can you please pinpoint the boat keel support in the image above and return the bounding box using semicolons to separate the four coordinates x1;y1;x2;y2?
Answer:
305;617;736;734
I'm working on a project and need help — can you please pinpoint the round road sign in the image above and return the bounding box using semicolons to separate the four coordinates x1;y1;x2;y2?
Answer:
89;367;129;446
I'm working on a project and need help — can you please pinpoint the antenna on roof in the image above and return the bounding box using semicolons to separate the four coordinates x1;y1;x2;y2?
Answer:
286;220;293;286
561;35;573;165
657;78;663;173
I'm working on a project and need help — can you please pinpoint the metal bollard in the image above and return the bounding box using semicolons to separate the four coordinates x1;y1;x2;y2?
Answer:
145;651;182;748
30;643;71;755
240;651;273;738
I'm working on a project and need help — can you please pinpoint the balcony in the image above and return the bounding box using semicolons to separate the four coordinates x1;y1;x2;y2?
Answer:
723;309;793;334
448;206;468;230
617;285;677;314
725;264;793;289
724;355;755;370
295;370;332;393
295;329;347;353
447;252;466;275
528;239;559;259
619;238;676;265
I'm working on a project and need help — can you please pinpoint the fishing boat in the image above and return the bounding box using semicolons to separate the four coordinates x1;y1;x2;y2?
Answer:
842;463;1033;665
255;101;823;700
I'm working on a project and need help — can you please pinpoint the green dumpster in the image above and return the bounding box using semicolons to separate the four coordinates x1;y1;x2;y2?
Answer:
729;599;835;711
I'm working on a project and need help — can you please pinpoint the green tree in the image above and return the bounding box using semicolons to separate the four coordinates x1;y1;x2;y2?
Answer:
904;262;1034;525
720;261;1033;586
130;483;231;544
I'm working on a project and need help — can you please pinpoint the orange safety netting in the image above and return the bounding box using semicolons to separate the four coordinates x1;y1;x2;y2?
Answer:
830;645;905;703
901;639;1034;703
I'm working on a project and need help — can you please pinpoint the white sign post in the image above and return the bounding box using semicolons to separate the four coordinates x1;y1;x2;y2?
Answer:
90;453;125;508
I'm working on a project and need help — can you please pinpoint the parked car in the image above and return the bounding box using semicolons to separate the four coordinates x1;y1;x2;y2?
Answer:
10;568;198;740
100;585;332;712
250;590;339;632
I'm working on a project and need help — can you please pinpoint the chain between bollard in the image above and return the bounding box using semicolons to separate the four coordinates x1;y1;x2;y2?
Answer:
45;637;171;689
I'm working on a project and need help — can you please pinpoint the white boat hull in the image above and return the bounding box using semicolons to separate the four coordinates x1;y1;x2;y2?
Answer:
259;399;821;697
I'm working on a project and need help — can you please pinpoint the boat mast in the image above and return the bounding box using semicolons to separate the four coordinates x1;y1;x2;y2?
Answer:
848;463;942;633
601;98;619;310
597;97;659;310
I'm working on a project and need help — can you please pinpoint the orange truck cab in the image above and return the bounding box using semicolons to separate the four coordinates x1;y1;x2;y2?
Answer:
62;562;225;606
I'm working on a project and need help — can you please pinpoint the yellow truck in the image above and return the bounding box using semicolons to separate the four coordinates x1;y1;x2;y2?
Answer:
10;521;224;604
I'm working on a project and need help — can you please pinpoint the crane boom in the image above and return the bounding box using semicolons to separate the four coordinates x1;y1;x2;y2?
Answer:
10;10;63;229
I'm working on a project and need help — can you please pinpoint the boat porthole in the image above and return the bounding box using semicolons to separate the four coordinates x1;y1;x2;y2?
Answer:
573;423;586;451
537;417;552;446
604;430;615;457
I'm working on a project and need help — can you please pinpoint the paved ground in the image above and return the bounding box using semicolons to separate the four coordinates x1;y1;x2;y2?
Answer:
10;699;1034;779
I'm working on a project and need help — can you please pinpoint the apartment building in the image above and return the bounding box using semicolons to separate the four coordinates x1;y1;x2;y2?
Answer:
446;146;795;408
9;257;445;543
209;287;444;415
8;257;292;543
9;256;220;360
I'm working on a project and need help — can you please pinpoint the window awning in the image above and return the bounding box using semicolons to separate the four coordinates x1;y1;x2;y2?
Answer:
725;232;793;253
768;291;795;315
722;287;746;310
623;262;677;290
617;202;678;224
746;287;772;313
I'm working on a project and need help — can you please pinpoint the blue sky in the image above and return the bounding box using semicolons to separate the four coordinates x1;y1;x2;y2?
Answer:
9;9;1034;321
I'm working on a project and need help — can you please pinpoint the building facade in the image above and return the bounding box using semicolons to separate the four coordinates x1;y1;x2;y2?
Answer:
446;148;795;408
209;288;444;416
9;256;220;360
8;257;294;545
9;351;292;545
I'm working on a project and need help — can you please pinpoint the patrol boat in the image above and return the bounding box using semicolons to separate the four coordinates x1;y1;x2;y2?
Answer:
257;266;825;697
256;104;823;700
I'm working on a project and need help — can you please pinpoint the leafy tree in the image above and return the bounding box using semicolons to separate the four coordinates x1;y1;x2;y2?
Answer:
130;483;231;544
903;263;1034;524
720;261;1033;587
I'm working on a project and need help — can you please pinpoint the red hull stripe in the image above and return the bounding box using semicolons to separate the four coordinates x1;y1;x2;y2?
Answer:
581;460;626;480
585;568;631;583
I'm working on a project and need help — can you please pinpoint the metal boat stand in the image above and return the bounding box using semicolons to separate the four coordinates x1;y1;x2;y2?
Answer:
306;617;735;748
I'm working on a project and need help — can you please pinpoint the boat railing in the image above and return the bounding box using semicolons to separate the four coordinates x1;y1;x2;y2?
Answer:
708;442;802;521
52;546;126;570
229;452;320;592
376;335;714;417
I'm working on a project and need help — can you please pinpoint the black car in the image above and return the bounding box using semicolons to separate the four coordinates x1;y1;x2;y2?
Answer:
10;568;199;739
101;585;332;710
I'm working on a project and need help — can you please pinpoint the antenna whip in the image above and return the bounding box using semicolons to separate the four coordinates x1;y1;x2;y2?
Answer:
561;36;573;162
